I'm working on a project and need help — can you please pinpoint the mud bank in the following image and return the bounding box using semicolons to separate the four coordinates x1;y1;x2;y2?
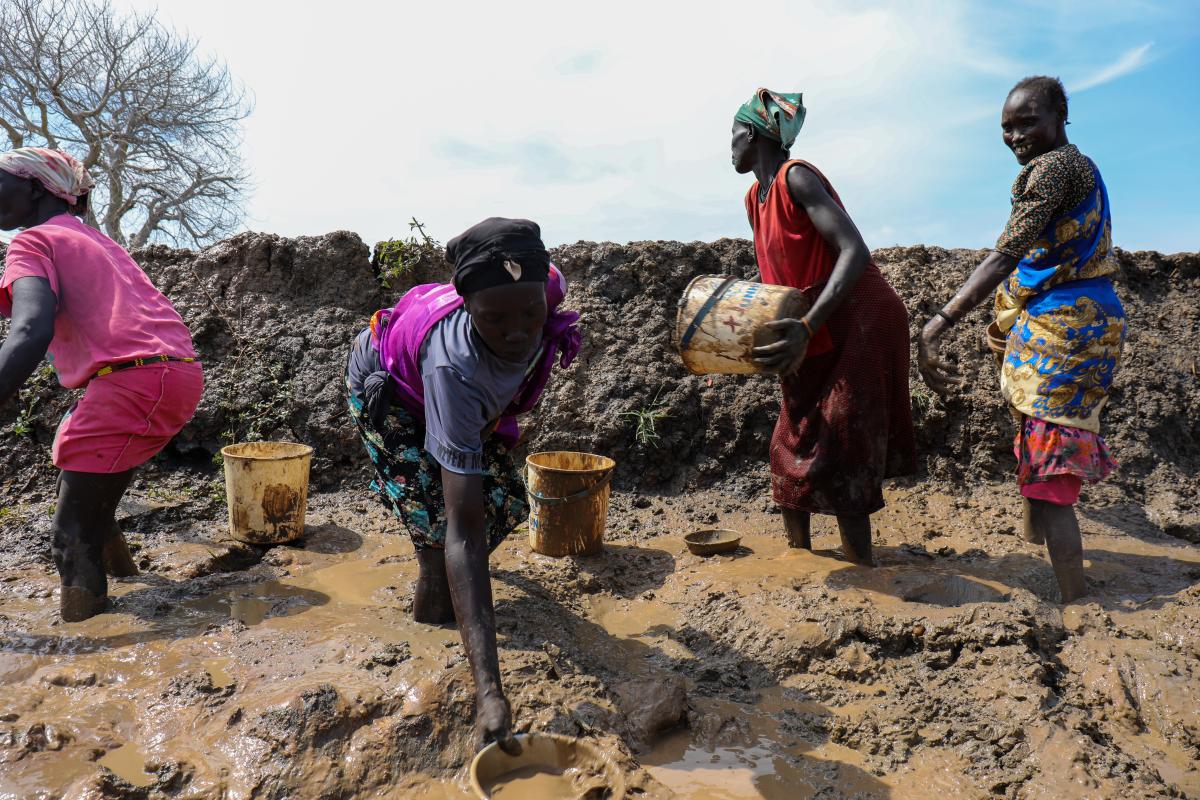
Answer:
2;235;1197;537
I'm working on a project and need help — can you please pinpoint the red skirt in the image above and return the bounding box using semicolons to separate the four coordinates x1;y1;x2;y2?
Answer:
770;270;916;515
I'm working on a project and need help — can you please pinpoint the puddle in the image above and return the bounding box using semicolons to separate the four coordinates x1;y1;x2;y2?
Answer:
99;742;154;788
286;538;410;606
202;657;234;689
643;691;886;800
183;581;321;625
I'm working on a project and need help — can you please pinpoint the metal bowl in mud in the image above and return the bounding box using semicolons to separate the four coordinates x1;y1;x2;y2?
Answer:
684;529;742;556
469;732;624;799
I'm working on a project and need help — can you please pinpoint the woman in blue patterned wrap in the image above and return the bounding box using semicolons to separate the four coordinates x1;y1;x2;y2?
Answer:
917;76;1126;602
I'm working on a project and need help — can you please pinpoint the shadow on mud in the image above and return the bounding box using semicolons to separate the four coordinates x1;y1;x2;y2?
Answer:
0;576;330;657
569;543;679;599
297;521;364;554
1081;502;1200;543
826;543;1200;611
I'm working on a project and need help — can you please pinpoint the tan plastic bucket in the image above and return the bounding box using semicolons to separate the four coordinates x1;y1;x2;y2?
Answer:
469;732;625;799
526;452;615;557
221;442;313;544
675;274;809;375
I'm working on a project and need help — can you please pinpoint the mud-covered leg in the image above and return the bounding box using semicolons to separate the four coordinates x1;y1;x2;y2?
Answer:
1021;498;1045;545
1027;499;1086;602
836;514;873;566
783;508;812;550
413;548;456;624
102;521;139;578
53;469;135;622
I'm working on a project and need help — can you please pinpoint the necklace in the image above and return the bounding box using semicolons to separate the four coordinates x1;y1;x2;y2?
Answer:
757;180;772;203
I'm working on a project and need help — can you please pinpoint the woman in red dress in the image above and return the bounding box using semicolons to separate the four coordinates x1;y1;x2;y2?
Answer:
733;89;916;565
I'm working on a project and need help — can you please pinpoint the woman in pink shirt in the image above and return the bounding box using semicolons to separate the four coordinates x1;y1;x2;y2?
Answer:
0;148;203;622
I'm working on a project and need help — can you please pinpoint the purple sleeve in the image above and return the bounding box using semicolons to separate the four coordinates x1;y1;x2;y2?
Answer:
422;366;492;475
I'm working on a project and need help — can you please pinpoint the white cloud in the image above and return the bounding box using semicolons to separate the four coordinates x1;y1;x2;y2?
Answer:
1072;42;1155;91
95;1;1177;251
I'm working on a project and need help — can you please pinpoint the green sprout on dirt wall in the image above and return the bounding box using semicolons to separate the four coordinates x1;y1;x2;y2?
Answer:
373;218;443;289
622;387;670;448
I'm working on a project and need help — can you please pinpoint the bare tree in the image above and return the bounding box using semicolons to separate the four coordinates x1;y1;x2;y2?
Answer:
0;0;252;248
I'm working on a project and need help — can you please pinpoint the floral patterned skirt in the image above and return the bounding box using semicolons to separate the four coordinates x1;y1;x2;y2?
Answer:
345;375;528;551
1015;415;1117;488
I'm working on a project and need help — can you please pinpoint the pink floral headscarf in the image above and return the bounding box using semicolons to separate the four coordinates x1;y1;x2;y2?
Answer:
0;147;95;204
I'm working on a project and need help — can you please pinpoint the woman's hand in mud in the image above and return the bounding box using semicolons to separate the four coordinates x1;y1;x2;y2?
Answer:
752;319;810;377
918;318;964;396
477;690;522;755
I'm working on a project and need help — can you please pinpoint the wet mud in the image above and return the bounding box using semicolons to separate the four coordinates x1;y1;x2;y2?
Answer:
2;481;1198;799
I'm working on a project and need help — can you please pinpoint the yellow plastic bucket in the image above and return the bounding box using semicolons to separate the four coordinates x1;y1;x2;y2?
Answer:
221;442;314;545
675;274;809;375
526;452;615;557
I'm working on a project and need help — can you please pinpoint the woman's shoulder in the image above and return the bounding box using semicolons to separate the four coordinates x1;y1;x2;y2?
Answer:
1024;145;1092;185
1014;144;1096;207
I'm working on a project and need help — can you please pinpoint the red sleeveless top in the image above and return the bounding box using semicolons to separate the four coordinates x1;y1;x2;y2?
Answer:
745;159;862;357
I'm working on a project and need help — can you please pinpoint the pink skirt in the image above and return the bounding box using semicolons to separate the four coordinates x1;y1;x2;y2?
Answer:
53;361;204;473
1014;416;1117;506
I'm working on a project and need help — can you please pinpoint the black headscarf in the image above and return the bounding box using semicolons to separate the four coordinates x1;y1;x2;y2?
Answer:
447;217;550;296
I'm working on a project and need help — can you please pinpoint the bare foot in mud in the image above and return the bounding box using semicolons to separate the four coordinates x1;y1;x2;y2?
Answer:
59;586;108;622
782;509;812;549
476;691;521;755
837;515;874;566
102;526;140;578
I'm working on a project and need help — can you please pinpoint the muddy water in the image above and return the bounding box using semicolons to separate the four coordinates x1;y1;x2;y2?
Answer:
2;485;1199;798
486;765;603;799
644;690;886;800
98;742;154;788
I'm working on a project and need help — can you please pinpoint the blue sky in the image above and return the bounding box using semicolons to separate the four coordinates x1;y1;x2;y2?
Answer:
86;1;1200;253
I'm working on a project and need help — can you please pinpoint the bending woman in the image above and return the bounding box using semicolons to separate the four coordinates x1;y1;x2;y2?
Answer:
345;218;580;752
732;89;916;565
917;77;1125;602
0;148;203;621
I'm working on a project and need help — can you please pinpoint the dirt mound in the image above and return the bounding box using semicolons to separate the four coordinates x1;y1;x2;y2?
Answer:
2;235;1197;537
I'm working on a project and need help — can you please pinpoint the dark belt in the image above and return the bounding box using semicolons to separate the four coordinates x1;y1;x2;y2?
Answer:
93;355;198;379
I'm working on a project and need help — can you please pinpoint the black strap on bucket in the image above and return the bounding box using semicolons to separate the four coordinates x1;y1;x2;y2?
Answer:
679;276;738;350
525;467;614;507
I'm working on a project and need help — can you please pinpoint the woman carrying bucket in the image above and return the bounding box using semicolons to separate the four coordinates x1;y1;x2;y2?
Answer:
918;77;1125;602
345;217;580;753
731;89;916;565
0;148;203;621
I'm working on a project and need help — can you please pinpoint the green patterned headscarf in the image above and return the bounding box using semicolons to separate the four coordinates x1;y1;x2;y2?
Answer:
735;88;806;149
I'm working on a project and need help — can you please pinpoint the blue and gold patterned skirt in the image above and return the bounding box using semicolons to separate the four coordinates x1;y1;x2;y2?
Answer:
345;375;528;551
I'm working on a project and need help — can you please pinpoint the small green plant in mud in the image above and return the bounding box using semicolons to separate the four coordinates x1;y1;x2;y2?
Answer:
622;388;670;447
911;382;938;417
373;218;443;289
9;362;55;438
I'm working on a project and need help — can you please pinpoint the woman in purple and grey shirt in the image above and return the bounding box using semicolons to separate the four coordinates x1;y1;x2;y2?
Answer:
345;217;580;754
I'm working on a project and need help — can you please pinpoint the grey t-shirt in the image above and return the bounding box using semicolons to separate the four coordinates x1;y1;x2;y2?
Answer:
421;308;539;475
